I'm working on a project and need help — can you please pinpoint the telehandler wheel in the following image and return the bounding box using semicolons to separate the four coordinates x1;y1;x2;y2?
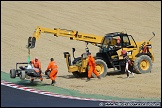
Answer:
20;71;26;80
92;59;108;78
10;69;16;78
134;55;152;74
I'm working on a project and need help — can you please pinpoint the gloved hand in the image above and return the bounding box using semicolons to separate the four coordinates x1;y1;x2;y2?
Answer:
45;70;48;75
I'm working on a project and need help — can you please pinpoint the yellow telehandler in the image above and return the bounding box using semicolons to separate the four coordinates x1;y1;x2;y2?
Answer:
27;26;155;78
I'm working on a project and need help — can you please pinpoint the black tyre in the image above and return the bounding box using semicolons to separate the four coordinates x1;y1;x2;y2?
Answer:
20;71;26;80
10;69;16;78
134;55;152;74
92;59;108;78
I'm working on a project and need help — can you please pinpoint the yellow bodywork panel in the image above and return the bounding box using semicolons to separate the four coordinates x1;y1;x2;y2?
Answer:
68;58;88;73
80;57;88;72
68;66;79;73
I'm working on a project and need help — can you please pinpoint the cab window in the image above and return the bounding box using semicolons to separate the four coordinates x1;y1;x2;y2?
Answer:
123;35;131;47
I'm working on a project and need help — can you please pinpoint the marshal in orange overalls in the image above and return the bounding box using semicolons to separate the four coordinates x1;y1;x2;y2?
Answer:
31;59;41;70
46;58;58;85
87;54;99;78
30;57;43;82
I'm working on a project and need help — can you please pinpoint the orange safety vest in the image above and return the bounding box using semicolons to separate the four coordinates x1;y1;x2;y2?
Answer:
47;61;58;71
31;60;41;69
88;55;96;66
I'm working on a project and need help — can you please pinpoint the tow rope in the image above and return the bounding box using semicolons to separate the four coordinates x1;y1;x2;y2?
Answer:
27;48;30;63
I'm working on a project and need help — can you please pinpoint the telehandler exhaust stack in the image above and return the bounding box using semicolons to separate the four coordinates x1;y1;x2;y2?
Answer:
149;32;155;41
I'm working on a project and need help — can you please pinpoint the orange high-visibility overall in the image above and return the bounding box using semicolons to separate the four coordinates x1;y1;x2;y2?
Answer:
47;61;58;81
31;59;42;81
31;60;41;70
88;55;99;78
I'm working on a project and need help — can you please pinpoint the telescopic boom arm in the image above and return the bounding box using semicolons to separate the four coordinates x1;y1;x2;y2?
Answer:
27;26;104;49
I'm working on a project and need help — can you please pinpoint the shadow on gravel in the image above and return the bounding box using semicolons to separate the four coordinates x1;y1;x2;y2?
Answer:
41;83;51;86
107;71;125;76
57;71;126;79
15;80;42;86
57;75;76;79
58;71;126;79
57;75;86;79
57;75;88;82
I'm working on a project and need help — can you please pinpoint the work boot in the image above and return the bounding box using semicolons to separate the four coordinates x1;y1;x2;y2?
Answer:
40;77;43;81
53;80;56;84
46;76;50;79
51;80;54;86
97;75;101;79
86;78;90;82
30;78;34;83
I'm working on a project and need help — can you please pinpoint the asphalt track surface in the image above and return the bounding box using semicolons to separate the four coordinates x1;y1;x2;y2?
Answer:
1;85;103;107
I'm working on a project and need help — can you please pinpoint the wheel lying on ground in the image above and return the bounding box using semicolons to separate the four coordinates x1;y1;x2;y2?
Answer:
92;59;108;78
10;69;16;78
20;71;26;80
134;55;152;74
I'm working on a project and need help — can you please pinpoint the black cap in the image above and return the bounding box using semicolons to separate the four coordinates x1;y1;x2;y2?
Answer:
51;58;54;61
87;52;91;55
